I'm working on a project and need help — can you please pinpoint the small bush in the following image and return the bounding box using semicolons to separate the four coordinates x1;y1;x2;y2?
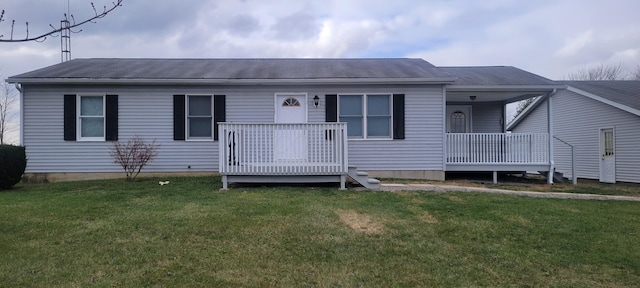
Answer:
110;136;159;181
0;145;27;189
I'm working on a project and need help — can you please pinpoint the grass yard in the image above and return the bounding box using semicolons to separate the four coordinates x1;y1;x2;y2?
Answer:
1;176;639;287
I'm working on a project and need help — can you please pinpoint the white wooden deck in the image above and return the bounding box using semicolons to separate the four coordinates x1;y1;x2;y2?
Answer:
446;133;550;171
218;123;349;188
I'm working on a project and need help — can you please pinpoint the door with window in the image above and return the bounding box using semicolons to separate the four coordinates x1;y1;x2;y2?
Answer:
446;105;471;133
275;94;307;162
599;128;616;183
446;105;472;161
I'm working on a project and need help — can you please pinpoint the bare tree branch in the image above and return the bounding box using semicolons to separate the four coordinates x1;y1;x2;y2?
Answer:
632;65;640;80
0;78;17;145
511;96;537;121
565;63;628;80
0;0;123;43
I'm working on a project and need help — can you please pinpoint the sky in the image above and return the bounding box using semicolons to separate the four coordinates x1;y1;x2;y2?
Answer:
1;0;640;144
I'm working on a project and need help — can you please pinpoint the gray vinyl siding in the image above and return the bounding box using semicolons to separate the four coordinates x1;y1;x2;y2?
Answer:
340;86;444;171
510;100;547;133
22;84;445;173
471;102;503;133
23;85;219;173
512;90;640;183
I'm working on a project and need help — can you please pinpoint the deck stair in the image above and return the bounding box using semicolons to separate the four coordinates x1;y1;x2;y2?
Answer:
538;169;568;183
347;166;380;189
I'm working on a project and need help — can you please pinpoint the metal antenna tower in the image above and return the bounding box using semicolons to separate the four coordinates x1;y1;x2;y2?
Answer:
61;19;71;62
60;0;71;62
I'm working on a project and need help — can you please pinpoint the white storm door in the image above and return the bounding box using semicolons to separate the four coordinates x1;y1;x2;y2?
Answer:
275;94;308;162
599;128;616;183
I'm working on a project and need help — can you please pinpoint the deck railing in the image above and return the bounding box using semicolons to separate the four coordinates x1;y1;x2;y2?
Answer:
219;123;348;175
446;133;549;164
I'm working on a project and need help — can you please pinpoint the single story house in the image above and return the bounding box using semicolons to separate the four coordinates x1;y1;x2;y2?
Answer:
509;80;640;184
7;58;563;188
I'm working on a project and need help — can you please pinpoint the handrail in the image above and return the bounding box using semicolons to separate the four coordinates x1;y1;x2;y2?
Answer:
218;123;348;175
446;133;549;164
553;136;577;185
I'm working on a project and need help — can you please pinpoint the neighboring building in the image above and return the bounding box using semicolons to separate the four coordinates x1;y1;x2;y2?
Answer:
8;58;561;188
509;81;640;184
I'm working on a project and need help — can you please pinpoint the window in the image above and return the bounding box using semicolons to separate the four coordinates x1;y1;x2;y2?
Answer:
339;94;391;138
173;95;225;141
187;95;213;139
78;95;105;140
450;111;466;133
64;94;117;141
604;129;614;156
282;97;300;107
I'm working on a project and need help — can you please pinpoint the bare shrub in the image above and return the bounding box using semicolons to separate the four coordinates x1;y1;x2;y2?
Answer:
110;136;159;181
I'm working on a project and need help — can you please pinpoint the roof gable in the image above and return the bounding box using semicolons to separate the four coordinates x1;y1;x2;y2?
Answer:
557;81;640;112
508;80;640;130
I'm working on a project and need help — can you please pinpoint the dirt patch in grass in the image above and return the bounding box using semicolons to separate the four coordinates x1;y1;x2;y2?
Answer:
416;210;439;223
335;209;384;235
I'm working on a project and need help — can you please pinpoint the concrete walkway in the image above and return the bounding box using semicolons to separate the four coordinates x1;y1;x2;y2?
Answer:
380;183;640;201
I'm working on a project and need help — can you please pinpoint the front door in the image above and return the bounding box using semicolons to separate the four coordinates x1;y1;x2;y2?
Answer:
446;105;472;133
599;128;616;183
275;94;307;162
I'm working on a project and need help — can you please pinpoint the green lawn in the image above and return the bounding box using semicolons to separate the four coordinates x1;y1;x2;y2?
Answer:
1;177;639;287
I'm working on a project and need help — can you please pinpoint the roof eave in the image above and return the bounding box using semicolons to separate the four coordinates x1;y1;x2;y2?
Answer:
447;84;565;92
6;77;457;85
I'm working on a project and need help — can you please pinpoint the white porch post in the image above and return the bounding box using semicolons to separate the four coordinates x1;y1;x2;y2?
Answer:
547;91;555;184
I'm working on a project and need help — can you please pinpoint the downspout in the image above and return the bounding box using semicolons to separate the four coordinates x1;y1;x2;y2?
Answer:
442;85;447;176
547;88;556;184
14;83;24;146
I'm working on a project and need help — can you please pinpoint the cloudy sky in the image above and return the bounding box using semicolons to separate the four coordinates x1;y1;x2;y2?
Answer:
1;0;639;143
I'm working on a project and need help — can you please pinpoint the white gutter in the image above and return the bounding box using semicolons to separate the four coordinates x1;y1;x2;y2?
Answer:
547;89;557;184
447;84;565;92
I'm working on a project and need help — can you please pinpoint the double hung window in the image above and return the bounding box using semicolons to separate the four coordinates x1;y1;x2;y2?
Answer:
78;95;105;140
187;95;213;139
339;94;391;138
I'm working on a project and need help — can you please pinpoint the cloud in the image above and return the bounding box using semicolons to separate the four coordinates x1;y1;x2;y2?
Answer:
271;11;321;41
226;14;261;37
2;0;640;81
555;30;595;57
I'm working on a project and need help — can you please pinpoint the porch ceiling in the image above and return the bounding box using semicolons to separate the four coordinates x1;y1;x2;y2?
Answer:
446;85;561;103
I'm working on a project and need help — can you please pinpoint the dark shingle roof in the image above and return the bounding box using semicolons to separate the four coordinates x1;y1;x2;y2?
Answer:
557;80;640;111
438;66;557;86
9;58;449;80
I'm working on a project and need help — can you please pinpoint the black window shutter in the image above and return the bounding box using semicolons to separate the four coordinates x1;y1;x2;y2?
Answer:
393;94;405;139
173;95;186;140
213;95;226;141
64;95;76;141
105;95;118;141
325;94;337;122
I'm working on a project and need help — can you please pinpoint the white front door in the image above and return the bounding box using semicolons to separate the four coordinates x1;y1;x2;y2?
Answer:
446;105;472;133
599;128;616;183
275;94;307;162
